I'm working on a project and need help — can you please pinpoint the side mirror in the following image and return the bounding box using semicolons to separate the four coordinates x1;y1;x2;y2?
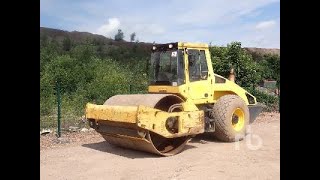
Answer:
185;48;189;55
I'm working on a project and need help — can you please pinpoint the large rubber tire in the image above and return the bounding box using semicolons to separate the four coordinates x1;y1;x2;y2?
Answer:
210;95;249;142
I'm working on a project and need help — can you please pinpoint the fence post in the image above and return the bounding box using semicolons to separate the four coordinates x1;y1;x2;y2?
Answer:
129;84;132;94
56;80;61;137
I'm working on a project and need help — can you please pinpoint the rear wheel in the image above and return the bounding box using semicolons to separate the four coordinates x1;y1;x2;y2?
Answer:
210;95;249;142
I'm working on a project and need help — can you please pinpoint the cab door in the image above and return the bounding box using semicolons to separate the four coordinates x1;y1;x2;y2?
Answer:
187;49;211;102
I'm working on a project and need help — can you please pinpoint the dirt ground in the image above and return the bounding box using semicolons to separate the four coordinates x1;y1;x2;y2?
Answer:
40;112;280;180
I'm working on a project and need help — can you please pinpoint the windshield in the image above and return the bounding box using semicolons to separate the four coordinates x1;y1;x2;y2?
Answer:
149;49;185;86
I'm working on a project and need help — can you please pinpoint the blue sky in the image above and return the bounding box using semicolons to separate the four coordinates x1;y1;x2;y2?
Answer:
40;0;280;48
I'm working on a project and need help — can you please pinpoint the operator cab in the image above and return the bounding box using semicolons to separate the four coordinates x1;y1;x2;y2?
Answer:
149;42;210;86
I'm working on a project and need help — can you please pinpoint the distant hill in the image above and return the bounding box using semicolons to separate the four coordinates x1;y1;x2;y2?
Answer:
40;27;111;43
40;27;280;59
40;27;153;51
244;47;280;61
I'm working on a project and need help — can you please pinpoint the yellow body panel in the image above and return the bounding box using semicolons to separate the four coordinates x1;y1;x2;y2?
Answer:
85;103;137;123
137;106;204;138
212;77;253;105
148;85;188;97
85;103;204;138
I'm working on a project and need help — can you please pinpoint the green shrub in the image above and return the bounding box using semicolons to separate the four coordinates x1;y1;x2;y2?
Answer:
210;42;261;87
246;87;279;112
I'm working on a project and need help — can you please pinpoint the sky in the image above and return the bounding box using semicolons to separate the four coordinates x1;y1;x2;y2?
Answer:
40;0;280;48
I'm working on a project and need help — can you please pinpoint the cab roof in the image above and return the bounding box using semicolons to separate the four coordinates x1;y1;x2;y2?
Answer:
178;42;209;49
153;42;209;51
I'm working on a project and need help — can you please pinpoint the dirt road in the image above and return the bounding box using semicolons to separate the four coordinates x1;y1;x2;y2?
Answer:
40;112;280;180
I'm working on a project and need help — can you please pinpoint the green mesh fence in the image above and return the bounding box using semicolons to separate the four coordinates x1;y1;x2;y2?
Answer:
40;82;148;132
40;83;280;134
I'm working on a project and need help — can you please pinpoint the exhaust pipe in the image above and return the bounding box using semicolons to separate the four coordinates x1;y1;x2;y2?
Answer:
228;68;235;82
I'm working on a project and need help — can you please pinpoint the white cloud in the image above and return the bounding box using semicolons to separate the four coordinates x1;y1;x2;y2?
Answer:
255;20;276;30
96;18;121;37
94;20;166;41
122;23;165;40
240;20;279;48
125;23;165;35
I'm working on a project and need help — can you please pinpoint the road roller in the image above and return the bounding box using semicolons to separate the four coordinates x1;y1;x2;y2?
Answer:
85;42;263;156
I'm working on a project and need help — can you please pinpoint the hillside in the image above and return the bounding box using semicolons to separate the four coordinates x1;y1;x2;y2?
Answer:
40;27;280;58
40;27;153;51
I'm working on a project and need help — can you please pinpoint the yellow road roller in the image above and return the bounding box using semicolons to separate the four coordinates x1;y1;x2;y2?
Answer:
85;42;263;156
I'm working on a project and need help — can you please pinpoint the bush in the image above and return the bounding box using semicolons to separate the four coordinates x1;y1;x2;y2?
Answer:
259;54;280;86
210;42;261;87
246;87;279;112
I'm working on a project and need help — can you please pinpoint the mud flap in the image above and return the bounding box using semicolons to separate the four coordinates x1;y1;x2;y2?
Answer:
248;104;263;123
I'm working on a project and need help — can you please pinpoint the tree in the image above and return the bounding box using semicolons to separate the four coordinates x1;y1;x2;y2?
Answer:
62;37;72;51
259;54;280;86
210;42;261;87
130;32;136;42
114;29;124;41
40;34;48;47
